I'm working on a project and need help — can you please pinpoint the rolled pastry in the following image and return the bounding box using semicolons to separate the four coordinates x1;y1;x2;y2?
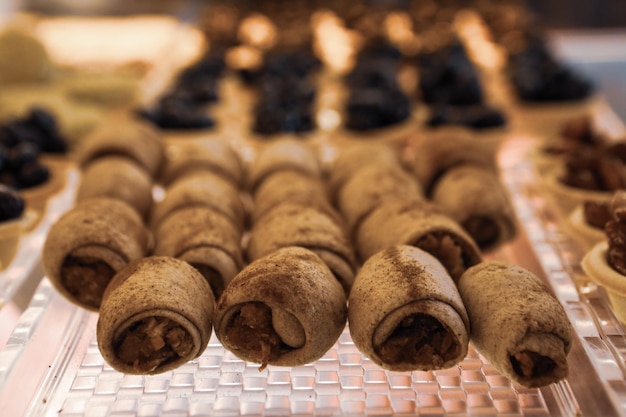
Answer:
76;156;154;219
76;116;164;178
150;170;246;232
337;163;424;237
246;138;321;192
408;126;497;195
214;246;347;369
458;261;572;388
252;169;334;223
247;202;356;292
328;142;403;202
97;256;215;375
42;197;152;311
431;164;517;252
159;137;244;187
153;206;243;298
349;245;469;371
356;198;482;282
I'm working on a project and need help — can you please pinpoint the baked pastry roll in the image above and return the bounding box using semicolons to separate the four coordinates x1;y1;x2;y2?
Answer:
431;164;517;252
408;126;496;194
337;163;424;237
153;206;243;298
150;170;246;232
159;137;244;187
252;169;334;223
42;198;152;311
349;245;470;371
458;261;572;388
214;246;347;369
76;117;164;178
356;199;482;282
327;142;403;202
97;256;215;375
246;138;321;192
247;202;356;293
76;156;154;219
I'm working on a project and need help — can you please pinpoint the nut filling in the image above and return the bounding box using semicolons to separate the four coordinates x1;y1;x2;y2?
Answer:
510;351;557;379
462;216;499;249
225;302;296;371
61;255;115;310
416;233;467;281
375;313;459;367
114;316;194;374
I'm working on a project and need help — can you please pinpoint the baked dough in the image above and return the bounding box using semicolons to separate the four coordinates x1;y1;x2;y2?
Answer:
42;197;152;311
458;261;572;388
214;247;347;369
97;256;215;374
349;245;470;371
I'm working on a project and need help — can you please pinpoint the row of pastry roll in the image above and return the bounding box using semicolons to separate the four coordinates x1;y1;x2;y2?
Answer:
213;138;353;370
42;123;247;374
329;140;571;387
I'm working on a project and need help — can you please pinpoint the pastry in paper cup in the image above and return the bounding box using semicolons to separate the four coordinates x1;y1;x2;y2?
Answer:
458;261;572;388
582;242;626;324
214;246;347;370
348;245;469;372
42;197;152;311
566;204;606;250
97;256;215;375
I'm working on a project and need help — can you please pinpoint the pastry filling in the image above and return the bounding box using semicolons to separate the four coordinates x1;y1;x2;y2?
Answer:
416;233;467;281
225;302;294;371
462;216;499;249
510;350;557;379
375;313;459;366
61;255;115;310
114;316;193;373
191;263;223;297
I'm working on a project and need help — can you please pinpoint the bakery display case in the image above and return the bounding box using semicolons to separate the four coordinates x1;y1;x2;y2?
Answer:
1;1;626;416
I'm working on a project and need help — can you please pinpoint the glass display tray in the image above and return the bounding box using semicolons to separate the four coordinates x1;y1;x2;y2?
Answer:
1;134;626;417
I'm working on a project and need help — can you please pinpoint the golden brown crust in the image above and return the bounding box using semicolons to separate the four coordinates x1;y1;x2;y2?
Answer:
97;256;215;375
214;247;347;368
76;156;154;219
75;117;164;178
150;170;246;232
42;197;152;311
458;261;572;388
355;198;482;281
348;245;469;371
